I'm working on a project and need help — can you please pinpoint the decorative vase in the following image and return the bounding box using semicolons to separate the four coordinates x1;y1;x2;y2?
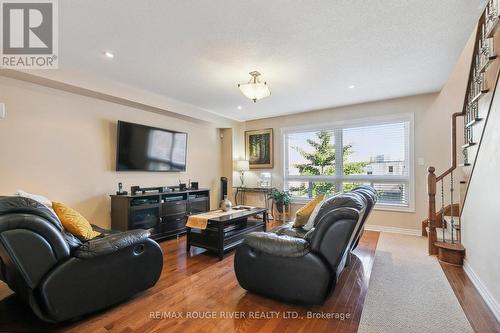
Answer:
220;195;233;212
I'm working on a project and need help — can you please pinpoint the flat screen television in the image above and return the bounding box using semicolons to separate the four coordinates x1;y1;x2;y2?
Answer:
116;121;187;172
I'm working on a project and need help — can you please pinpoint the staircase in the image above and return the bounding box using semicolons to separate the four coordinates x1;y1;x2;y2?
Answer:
424;0;500;266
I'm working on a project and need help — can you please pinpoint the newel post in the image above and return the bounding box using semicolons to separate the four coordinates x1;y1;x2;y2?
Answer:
427;166;438;255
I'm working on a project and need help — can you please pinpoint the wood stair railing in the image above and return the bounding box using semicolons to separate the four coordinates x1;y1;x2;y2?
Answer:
421;203;459;237
427;112;464;263
425;1;500;266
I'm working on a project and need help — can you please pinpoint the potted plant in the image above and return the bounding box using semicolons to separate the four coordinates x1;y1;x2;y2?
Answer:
271;189;291;213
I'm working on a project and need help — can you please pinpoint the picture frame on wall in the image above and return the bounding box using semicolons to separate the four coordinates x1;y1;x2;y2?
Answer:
245;128;274;169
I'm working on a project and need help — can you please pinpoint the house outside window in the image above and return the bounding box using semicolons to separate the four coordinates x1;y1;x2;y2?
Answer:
283;114;414;211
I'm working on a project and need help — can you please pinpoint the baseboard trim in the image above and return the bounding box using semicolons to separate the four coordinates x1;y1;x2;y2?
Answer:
463;259;500;322
364;224;421;236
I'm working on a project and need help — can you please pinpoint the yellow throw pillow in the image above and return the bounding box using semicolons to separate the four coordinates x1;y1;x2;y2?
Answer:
52;202;100;241
293;194;325;228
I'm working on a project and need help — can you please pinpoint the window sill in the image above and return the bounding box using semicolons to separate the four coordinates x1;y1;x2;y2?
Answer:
373;204;415;213
290;198;415;213
290;198;314;205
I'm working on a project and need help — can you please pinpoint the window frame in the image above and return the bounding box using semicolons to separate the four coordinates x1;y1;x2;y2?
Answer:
282;113;415;212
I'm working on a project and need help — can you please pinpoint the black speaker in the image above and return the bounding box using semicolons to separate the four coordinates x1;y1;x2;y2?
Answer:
131;186;140;195
220;177;228;201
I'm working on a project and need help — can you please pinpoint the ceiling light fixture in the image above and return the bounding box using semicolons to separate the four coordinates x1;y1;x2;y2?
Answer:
237;105;243;110
348;84;355;89
104;51;114;58
238;71;271;103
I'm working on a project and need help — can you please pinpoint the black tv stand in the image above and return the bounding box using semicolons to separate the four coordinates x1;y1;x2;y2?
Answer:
110;188;210;241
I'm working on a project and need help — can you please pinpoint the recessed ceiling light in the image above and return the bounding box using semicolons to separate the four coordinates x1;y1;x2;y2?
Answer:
104;51;114;59
237;105;242;110
348;85;355;89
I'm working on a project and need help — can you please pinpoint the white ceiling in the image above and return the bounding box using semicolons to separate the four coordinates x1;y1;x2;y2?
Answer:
57;1;484;121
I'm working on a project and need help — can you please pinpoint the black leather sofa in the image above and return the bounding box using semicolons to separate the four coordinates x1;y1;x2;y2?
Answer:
234;186;377;305
0;196;163;323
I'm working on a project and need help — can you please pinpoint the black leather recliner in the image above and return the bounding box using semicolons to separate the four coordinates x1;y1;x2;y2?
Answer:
349;186;378;250
0;196;163;323
234;187;377;305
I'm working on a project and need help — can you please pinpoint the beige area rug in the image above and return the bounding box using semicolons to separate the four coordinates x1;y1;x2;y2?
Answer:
358;233;473;333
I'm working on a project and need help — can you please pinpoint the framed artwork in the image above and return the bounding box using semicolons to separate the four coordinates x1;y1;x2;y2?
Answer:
245;128;274;169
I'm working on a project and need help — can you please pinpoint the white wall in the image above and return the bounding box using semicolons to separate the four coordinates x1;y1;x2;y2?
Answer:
0;76;224;228
461;79;500;320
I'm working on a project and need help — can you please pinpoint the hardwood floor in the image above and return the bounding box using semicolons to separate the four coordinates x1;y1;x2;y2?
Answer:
2;229;499;332
440;262;500;333
0;231;380;333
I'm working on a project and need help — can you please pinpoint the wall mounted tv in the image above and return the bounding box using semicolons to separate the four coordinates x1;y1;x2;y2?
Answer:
116;121;187;172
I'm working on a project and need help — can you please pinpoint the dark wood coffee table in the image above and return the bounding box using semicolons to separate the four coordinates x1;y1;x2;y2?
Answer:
186;207;267;260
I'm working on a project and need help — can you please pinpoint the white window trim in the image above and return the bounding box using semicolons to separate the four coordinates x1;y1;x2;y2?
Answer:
282;113;415;213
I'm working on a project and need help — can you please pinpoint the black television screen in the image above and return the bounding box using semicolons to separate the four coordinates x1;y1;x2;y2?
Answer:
116;121;187;171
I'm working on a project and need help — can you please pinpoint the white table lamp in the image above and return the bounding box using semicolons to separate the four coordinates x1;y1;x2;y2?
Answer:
236;160;250;187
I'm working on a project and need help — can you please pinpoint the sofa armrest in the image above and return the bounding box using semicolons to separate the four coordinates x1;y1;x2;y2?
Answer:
269;221;294;233
74;229;150;259
243;232;310;257
91;224;120;236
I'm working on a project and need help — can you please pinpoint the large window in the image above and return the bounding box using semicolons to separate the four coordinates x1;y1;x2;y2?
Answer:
283;115;413;210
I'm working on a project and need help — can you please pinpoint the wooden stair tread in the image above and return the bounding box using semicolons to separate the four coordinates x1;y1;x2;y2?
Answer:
462;142;476;148
443;217;461;229
465;118;482;127
434;241;465;251
426;225;460;242
471;90;489;103
480;56;496;73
